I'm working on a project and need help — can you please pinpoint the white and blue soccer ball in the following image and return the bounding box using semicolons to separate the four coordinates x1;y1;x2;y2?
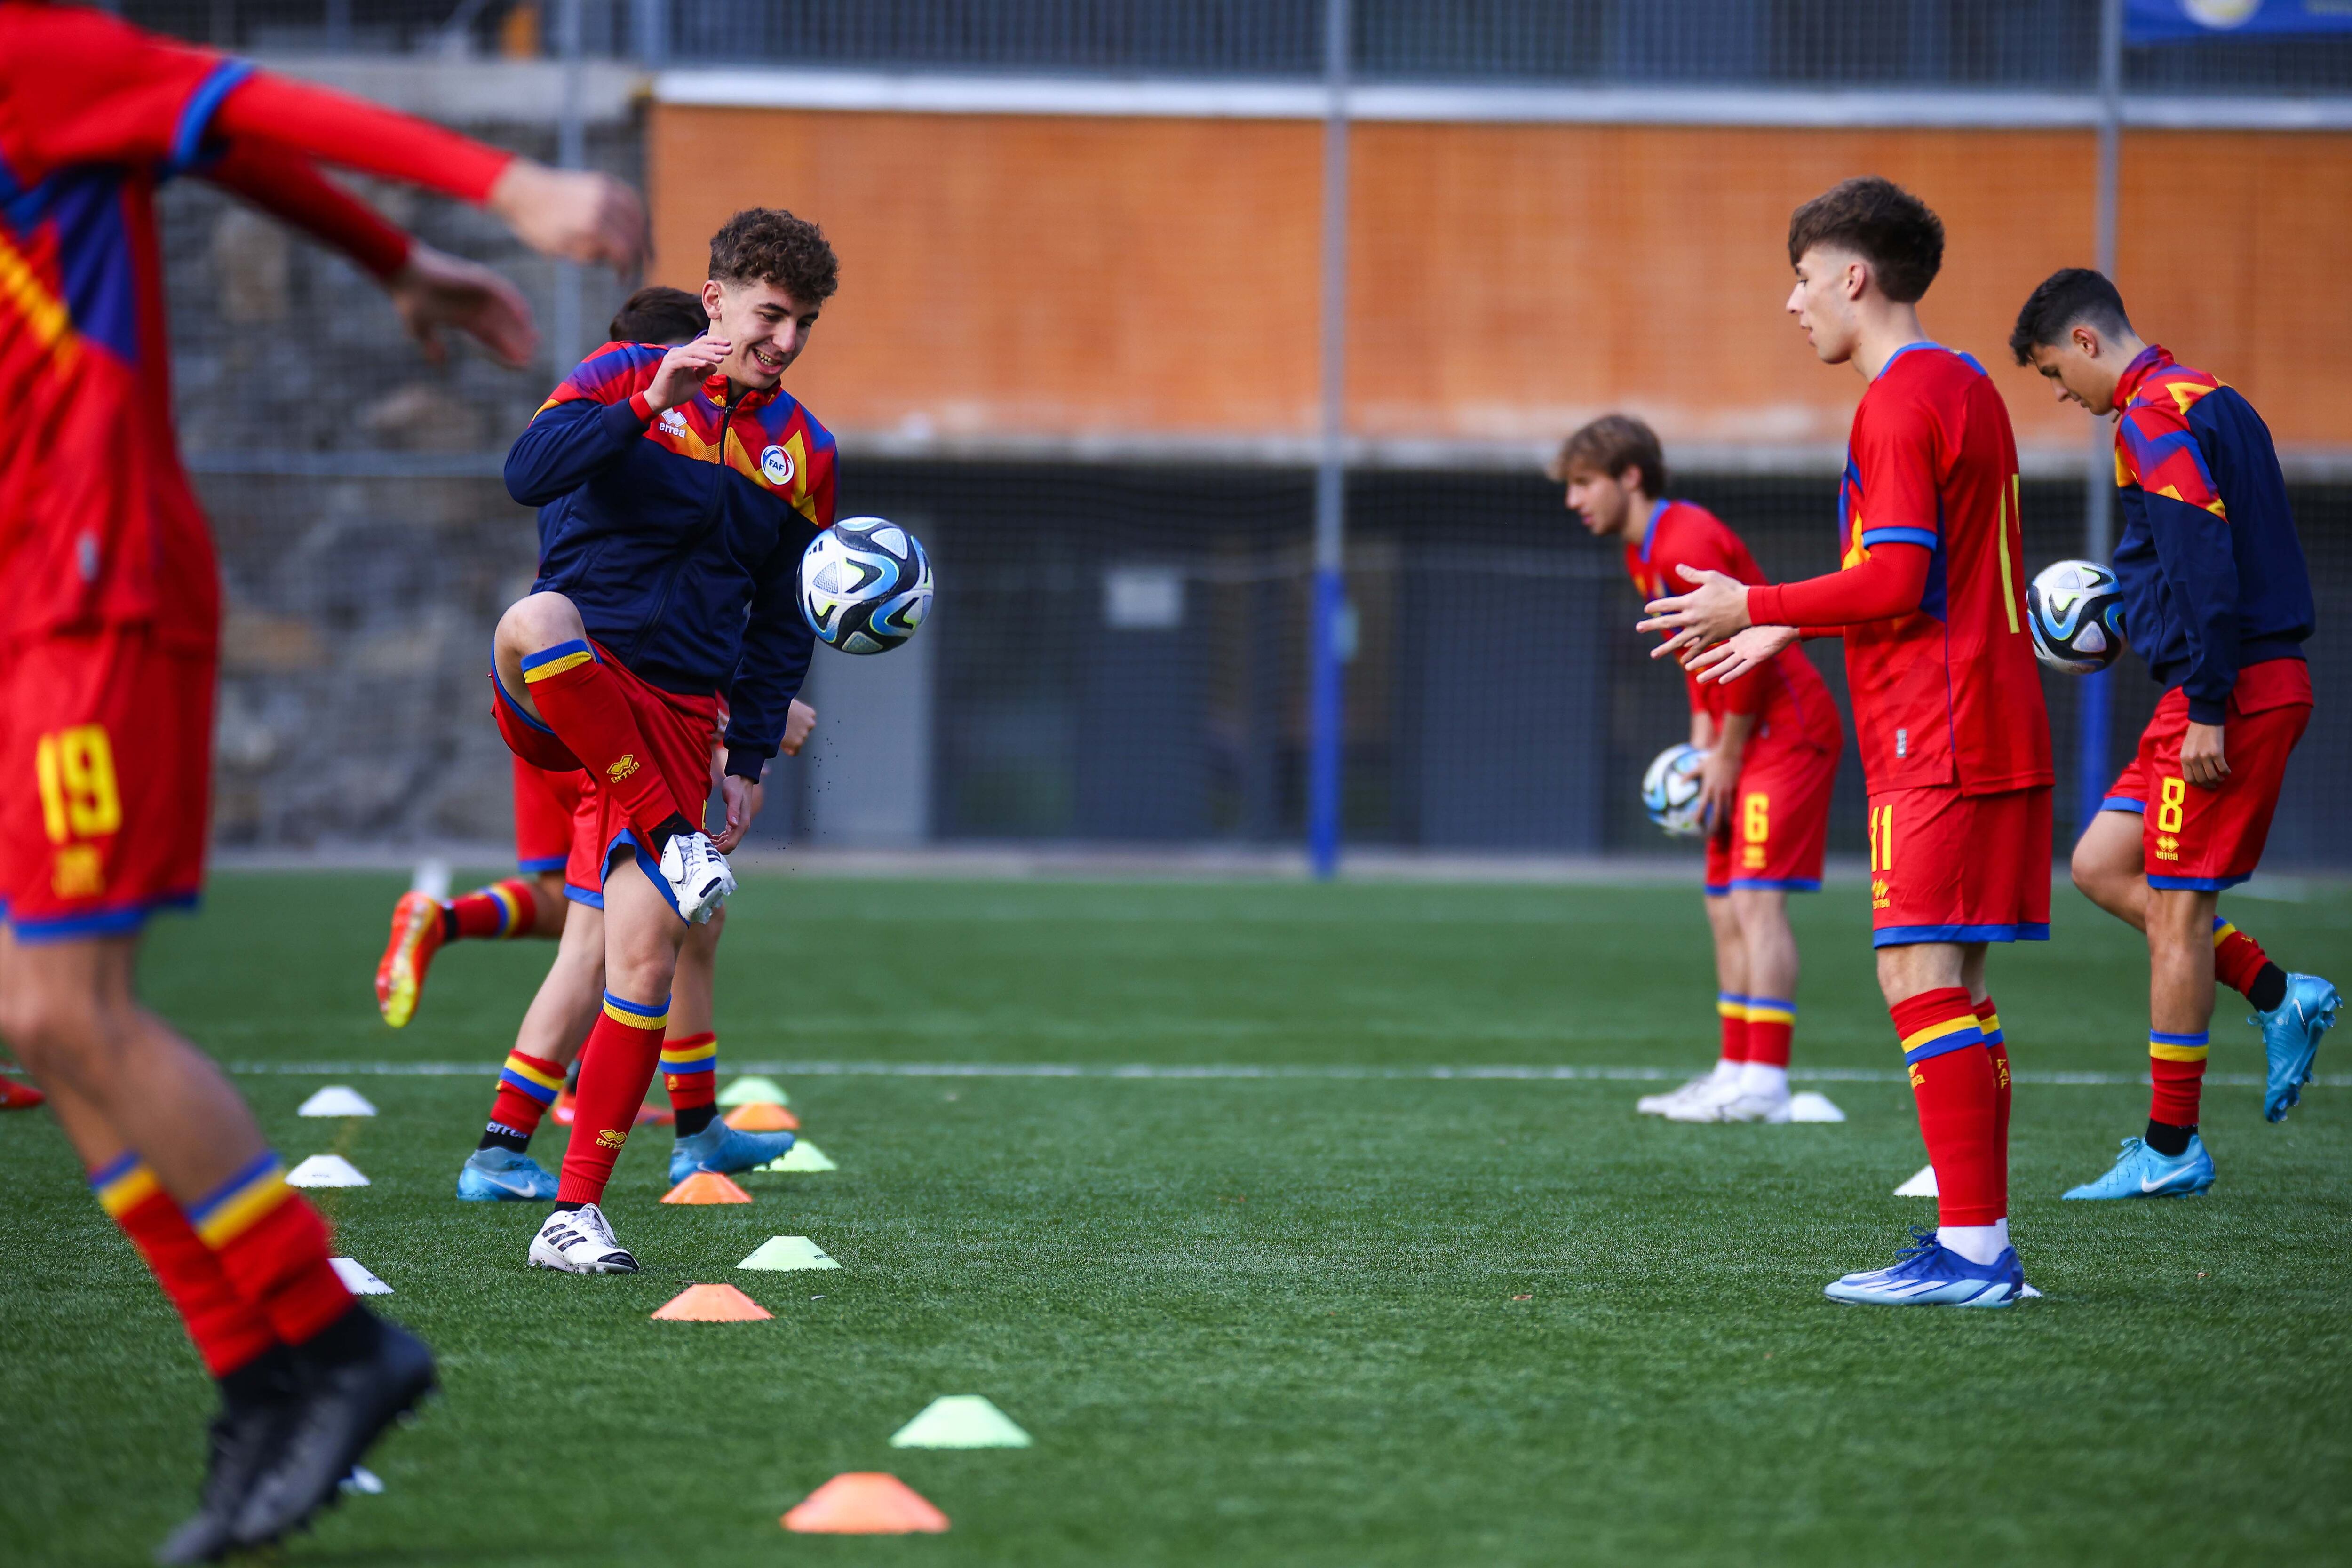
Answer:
1642;743;1708;838
798;516;933;655
2027;558;2125;675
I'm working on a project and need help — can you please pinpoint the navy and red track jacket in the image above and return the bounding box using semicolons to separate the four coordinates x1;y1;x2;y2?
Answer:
2110;345;2313;725
505;342;837;779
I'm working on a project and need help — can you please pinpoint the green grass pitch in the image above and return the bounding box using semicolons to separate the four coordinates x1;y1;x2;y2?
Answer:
4;872;2349;1565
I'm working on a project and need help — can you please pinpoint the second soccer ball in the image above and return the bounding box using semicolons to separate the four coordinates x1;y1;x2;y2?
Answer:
1641;743;1708;838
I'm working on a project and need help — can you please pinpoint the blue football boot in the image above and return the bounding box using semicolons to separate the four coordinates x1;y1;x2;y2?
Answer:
2062;1135;2215;1200
455;1146;557;1201
668;1122;795;1185
2255;973;2339;1123
1823;1228;2034;1307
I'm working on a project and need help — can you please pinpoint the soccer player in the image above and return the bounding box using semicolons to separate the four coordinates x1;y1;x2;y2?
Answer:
492;208;839;1274
1556;415;1844;1122
374;289;722;1032
2009;268;2336;1198
0;6;644;1556
1643;177;2049;1307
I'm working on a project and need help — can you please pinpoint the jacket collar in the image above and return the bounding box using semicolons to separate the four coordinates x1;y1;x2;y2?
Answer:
700;370;780;412
2113;343;2173;409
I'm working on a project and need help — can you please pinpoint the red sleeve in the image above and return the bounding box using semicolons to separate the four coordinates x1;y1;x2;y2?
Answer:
209;71;513;202
201;142;411;280
1748;543;1930;628
0;10;238;173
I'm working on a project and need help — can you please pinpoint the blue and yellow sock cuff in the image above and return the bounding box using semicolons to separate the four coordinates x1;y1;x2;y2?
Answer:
1744;996;1796;1027
1975;1008;2004;1046
1716;992;1749;1019
88;1152;161;1219
485;881;530;938
2212;917;2240;948
658;1040;718;1075
1899;1013;1983;1065
2150;1029;2210;1063
520;639;596;684
500;1051;566;1105
602;990;671;1032
185;1152;291;1248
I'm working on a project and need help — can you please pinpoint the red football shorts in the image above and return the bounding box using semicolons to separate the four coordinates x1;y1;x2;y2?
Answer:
1865;782;2051;947
0;629;214;941
491;643;718;914
511;756;585;875
1704;737;1839;895
2100;658;2311;892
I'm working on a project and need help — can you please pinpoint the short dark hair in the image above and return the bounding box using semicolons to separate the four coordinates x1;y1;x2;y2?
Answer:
1549;414;1668;497
707;207;839;304
608;285;707;346
2009;267;2133;366
1787;176;1944;304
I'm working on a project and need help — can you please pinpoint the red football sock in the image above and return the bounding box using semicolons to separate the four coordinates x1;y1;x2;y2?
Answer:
520;642;680;840
1891;987;2003;1228
2149;1029;2210;1128
661;1031;718;1123
448;878;538;940
91;1156;278;1377
487;1048;566;1141
556;991;671;1205
2211;918;2270;999
187;1154;355;1347
1743;997;1795;1069
1716;993;1750;1063
1975;996;2011;1154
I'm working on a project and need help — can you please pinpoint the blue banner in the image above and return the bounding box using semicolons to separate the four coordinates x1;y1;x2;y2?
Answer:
2128;0;2352;43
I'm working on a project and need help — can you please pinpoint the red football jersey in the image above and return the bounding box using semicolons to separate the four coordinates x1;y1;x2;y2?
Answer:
1627;499;1842;753
1835;345;2050;794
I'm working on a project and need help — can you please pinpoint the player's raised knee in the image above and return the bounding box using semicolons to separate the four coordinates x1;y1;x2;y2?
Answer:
497;591;588;657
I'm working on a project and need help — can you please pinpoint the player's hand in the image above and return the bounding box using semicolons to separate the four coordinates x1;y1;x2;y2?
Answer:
2181;721;2230;788
714;773;763;853
1689;625;1800;685
1638;565;1753;660
487;161;646;273
779;699;817;757
385;241;536;368
1697;746;1740;837
645;336;731;413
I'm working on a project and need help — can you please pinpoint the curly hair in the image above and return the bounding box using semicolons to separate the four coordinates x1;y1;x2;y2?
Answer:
1548;414;1668;498
707;207;839;304
1787;177;1944;304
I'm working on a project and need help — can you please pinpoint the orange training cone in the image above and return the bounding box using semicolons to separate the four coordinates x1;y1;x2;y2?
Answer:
724;1102;799;1132
661;1170;752;1205
651;1282;772;1321
782;1473;948;1535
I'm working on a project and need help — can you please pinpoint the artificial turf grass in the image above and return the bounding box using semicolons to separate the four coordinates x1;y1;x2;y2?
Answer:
2;873;2348;1566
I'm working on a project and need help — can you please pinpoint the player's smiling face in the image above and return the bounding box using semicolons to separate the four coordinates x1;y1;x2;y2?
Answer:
1564;465;1635;538
1786;247;1862;366
703;277;819;391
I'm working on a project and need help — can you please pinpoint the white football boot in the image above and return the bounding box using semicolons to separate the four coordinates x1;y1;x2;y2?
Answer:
528;1203;638;1274
1660;1071;1745;1122
659;831;735;925
1713;1088;1794;1123
1637;1062;1735;1116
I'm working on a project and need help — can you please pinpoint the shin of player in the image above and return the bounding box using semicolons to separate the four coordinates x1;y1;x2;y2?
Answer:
1644;178;2048;1305
2011;270;2335;1200
1560;416;1842;1124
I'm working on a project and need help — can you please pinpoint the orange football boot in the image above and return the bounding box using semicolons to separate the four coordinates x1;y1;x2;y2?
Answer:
0;1075;45;1110
375;890;445;1029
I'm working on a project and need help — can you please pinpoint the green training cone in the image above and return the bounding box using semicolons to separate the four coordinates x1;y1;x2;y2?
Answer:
717;1075;789;1108
738;1235;841;1272
758;1140;837;1173
889;1396;1033;1449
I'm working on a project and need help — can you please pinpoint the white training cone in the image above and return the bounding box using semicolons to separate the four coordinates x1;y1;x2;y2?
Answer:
1787;1092;1845;1123
298;1086;377;1118
286;1154;370;1188
1894;1164;1939;1197
718;1075;790;1108
329;1258;393;1295
738;1235;841;1272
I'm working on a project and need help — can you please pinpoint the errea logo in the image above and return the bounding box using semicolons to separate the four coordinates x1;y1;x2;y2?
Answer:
760;444;795;487
607;754;640;784
659;407;688;434
596;1127;628;1150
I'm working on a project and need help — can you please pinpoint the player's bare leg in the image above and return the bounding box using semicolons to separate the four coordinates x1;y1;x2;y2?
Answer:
1642;893;1748;1116
2067;887;2224;1200
457;903;607;1200
1714;889;1799;1122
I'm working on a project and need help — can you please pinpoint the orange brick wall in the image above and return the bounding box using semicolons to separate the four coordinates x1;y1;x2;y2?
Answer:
650;105;2352;455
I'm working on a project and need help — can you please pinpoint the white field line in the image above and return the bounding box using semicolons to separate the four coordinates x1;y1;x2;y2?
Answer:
210;1060;2349;1090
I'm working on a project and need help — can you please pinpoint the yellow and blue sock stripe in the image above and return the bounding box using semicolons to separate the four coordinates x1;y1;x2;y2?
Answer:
1976;1007;2003;1047
2150;1029;2210;1064
485;880;529;938
659;1035;717;1078
520;639;596;684
88;1152;161;1219
185;1151;292;1249
500;1050;566;1106
2212;916;2241;948
1899;1011;1983;1065
1744;996;1796;1027
603;990;670;1032
1716;991;1748;1020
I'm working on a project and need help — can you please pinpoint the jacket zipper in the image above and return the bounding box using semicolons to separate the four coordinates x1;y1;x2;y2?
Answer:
625;384;740;668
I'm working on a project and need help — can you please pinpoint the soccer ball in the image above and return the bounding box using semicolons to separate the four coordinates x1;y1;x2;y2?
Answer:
1641;743;1708;838
798;516;933;655
2026;558;2125;675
